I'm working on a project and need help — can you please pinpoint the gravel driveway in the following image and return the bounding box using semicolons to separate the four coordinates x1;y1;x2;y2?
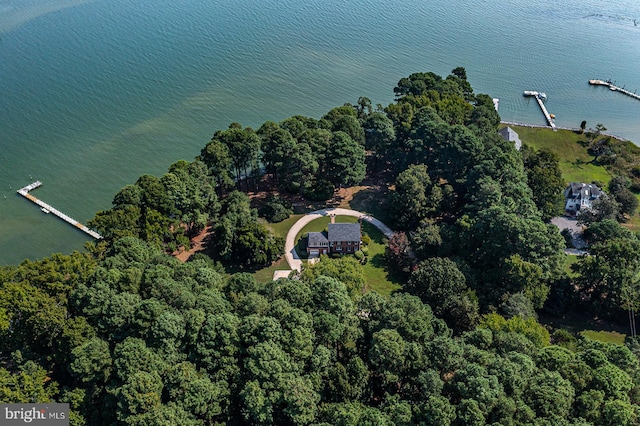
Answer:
551;216;587;250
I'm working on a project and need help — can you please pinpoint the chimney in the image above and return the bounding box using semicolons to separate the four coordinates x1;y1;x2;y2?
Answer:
330;214;335;224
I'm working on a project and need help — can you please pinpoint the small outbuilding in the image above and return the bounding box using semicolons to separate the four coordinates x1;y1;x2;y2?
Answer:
499;126;522;151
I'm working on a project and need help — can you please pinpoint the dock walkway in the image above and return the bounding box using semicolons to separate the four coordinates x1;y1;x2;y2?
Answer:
523;91;556;130
17;181;102;239
589;79;640;101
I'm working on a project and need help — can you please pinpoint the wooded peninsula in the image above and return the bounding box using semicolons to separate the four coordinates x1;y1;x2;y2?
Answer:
2;68;640;425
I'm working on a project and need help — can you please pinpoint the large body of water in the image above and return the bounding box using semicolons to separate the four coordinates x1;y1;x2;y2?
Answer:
1;0;639;265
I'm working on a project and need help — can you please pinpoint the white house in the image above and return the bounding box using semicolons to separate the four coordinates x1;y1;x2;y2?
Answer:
564;182;602;215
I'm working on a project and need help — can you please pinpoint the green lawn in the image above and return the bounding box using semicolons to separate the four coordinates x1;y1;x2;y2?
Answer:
360;221;402;296
255;211;401;295
253;256;290;283
580;330;626;345
507;125;612;185
252;214;304;283
284;214;401;296
540;312;628;346
266;214;304;239
563;255;580;278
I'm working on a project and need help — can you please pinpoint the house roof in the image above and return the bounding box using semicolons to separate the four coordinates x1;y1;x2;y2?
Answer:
328;223;361;242
566;182;602;199
308;232;328;246
498;126;522;150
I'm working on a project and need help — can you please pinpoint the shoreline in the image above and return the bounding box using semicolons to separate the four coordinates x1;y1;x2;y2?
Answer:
500;121;630;143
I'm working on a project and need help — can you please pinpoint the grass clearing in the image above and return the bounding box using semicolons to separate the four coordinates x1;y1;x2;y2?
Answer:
580;330;626;345
540;312;628;346
252;214;304;283
563;255;580;278
360;222;402;296
256;206;401;295
265;214;304;239
253;257;290;283
506;125;612;185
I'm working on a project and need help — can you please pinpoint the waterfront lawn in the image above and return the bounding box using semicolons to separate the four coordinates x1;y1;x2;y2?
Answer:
508;126;612;184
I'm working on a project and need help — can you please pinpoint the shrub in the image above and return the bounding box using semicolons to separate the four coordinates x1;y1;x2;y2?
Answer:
354;250;364;261
360;246;369;256
361;234;372;245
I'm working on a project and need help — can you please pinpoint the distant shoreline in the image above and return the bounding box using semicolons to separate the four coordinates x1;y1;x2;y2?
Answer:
500;121;630;143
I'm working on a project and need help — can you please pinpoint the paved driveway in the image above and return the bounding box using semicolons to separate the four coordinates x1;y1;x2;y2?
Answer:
283;208;394;272
551;216;587;250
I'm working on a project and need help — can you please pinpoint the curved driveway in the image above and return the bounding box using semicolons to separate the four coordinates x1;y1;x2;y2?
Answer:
284;208;394;271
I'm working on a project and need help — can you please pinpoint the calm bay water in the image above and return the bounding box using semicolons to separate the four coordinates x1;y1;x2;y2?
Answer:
1;0;639;265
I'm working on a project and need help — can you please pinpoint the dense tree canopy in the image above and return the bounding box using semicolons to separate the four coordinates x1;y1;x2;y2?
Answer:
3;68;640;425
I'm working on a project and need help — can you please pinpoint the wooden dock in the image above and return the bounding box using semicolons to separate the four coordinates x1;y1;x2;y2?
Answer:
17;181;102;239
523;91;556;130
589;79;640;101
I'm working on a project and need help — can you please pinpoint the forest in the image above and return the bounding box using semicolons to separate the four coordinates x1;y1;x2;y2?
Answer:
2;68;640;425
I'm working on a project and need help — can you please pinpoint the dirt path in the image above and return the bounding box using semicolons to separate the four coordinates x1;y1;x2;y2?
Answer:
173;225;212;262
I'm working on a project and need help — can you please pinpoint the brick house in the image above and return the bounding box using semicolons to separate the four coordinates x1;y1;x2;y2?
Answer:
307;215;362;257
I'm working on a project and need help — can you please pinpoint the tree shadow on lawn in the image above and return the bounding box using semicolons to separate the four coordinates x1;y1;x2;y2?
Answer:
369;253;386;268
367;253;405;293
350;186;393;225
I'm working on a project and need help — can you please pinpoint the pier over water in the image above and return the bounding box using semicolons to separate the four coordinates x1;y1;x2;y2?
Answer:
589;79;640;102
17;181;102;239
523;91;557;130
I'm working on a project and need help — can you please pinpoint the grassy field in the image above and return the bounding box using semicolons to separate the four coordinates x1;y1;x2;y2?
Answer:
507;125;612;185
253;256;290;283
506;125;640;230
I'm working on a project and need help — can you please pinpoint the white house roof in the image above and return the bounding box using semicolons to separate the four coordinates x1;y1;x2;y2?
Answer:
566;182;602;199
